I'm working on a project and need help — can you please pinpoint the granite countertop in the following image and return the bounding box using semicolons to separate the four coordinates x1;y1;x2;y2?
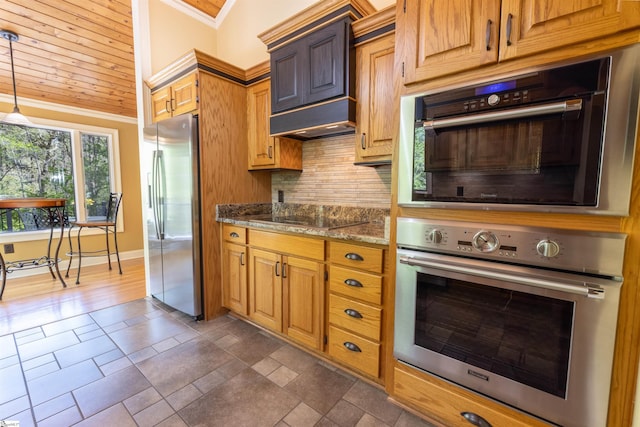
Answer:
216;203;390;246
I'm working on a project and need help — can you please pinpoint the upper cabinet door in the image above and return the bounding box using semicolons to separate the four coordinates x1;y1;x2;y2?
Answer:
305;19;348;105
401;0;501;83
355;33;395;164
499;0;640;61
271;41;304;113
247;80;277;168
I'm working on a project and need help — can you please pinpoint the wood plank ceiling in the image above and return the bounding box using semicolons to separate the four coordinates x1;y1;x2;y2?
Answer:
0;0;226;119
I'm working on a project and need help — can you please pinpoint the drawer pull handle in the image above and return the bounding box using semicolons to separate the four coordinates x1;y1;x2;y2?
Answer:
230;231;239;238
344;279;363;288
343;341;362;352
345;252;364;261
344;309;363;319
461;412;492;427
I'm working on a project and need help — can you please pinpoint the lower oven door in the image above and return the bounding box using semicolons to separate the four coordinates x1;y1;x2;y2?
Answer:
394;248;622;427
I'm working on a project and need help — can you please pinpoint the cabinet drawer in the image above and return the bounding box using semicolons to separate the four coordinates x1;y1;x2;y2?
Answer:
223;224;246;243
393;365;549;427
328;325;380;378
329;294;381;341
330;242;383;273
249;229;324;260
329;265;382;305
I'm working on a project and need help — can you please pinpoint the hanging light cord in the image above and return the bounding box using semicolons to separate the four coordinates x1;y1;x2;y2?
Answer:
7;36;18;113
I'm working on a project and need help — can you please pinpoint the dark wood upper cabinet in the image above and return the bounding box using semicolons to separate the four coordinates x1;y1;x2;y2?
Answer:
271;17;353;114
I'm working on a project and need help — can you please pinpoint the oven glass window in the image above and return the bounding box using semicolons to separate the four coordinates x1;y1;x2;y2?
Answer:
415;272;574;398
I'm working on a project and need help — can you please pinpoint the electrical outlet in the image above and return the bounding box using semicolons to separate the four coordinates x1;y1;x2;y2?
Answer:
4;243;14;254
278;190;284;203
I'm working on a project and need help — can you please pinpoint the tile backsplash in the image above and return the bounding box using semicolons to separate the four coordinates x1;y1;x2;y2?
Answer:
271;134;392;208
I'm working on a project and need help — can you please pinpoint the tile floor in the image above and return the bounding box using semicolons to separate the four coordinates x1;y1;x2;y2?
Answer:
0;298;436;427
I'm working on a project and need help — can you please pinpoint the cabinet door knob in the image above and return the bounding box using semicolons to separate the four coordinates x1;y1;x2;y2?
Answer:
344;279;363;288
506;13;513;46
343;341;362;352
230;231;239;238
344;308;363;319
345;252;364;261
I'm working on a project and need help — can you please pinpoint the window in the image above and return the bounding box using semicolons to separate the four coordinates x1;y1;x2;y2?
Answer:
0;118;121;238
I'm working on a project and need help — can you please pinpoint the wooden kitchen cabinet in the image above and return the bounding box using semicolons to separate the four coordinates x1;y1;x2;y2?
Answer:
247;79;302;170
399;0;640;84
248;230;325;350
354;32;395;165
327;241;384;379
221;225;248;315
393;364;549;427
150;72;198;122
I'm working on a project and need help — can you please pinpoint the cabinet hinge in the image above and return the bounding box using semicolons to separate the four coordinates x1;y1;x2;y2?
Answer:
403;0;406;13
195;79;199;87
324;270;328;281
324;335;328;345
402;62;405;78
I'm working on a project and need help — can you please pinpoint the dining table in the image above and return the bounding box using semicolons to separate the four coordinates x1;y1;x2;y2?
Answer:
0;197;67;299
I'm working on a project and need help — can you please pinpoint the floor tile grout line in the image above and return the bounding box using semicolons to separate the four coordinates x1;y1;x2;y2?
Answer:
9;331;38;427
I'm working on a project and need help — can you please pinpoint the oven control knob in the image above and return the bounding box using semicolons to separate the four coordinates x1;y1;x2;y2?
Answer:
472;230;499;252
487;94;500;106
426;229;444;244
536;239;560;258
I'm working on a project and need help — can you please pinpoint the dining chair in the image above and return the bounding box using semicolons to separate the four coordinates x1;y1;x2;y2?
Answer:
65;192;123;284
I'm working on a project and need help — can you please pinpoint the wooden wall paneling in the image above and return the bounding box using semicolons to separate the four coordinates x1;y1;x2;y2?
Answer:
0;0;136;117
197;71;272;320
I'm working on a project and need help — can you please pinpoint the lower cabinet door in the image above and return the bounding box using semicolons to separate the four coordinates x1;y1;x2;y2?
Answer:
284;256;324;350
328;325;380;378
249;248;282;331
222;242;247;315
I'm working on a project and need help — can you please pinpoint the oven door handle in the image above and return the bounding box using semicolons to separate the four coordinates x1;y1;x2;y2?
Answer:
399;255;604;299
422;99;582;135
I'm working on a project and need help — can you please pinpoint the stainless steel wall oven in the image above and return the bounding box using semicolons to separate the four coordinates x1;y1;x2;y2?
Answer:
394;218;626;427
397;44;640;215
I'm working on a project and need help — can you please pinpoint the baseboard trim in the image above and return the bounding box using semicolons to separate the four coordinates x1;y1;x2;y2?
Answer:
5;249;144;279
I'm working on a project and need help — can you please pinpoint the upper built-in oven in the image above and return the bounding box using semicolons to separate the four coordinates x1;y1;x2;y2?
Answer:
397;44;640;215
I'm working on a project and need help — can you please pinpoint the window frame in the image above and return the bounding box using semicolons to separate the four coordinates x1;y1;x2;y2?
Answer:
0;116;123;243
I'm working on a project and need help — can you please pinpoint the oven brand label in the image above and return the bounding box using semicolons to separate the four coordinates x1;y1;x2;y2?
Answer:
467;369;490;381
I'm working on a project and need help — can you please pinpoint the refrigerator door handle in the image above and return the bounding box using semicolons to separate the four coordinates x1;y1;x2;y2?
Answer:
157;150;166;239
151;150;166;240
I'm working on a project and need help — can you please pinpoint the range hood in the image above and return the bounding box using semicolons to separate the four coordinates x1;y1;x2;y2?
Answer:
258;0;375;140
269;96;356;140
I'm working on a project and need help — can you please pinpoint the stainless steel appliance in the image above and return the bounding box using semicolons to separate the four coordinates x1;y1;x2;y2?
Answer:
394;217;626;427
397;44;640;215
143;114;202;318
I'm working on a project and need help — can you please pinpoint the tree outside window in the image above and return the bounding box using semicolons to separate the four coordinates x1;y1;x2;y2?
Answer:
0;122;117;233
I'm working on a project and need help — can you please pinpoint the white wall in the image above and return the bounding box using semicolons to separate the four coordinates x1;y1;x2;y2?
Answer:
216;0;395;69
148;0;219;73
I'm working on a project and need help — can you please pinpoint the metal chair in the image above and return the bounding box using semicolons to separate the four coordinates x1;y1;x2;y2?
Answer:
65;193;123;284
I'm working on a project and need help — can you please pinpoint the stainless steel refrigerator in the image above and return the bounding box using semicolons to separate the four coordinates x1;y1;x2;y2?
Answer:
143;113;202;318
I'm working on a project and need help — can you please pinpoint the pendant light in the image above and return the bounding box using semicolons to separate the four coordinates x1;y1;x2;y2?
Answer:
1;29;30;126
